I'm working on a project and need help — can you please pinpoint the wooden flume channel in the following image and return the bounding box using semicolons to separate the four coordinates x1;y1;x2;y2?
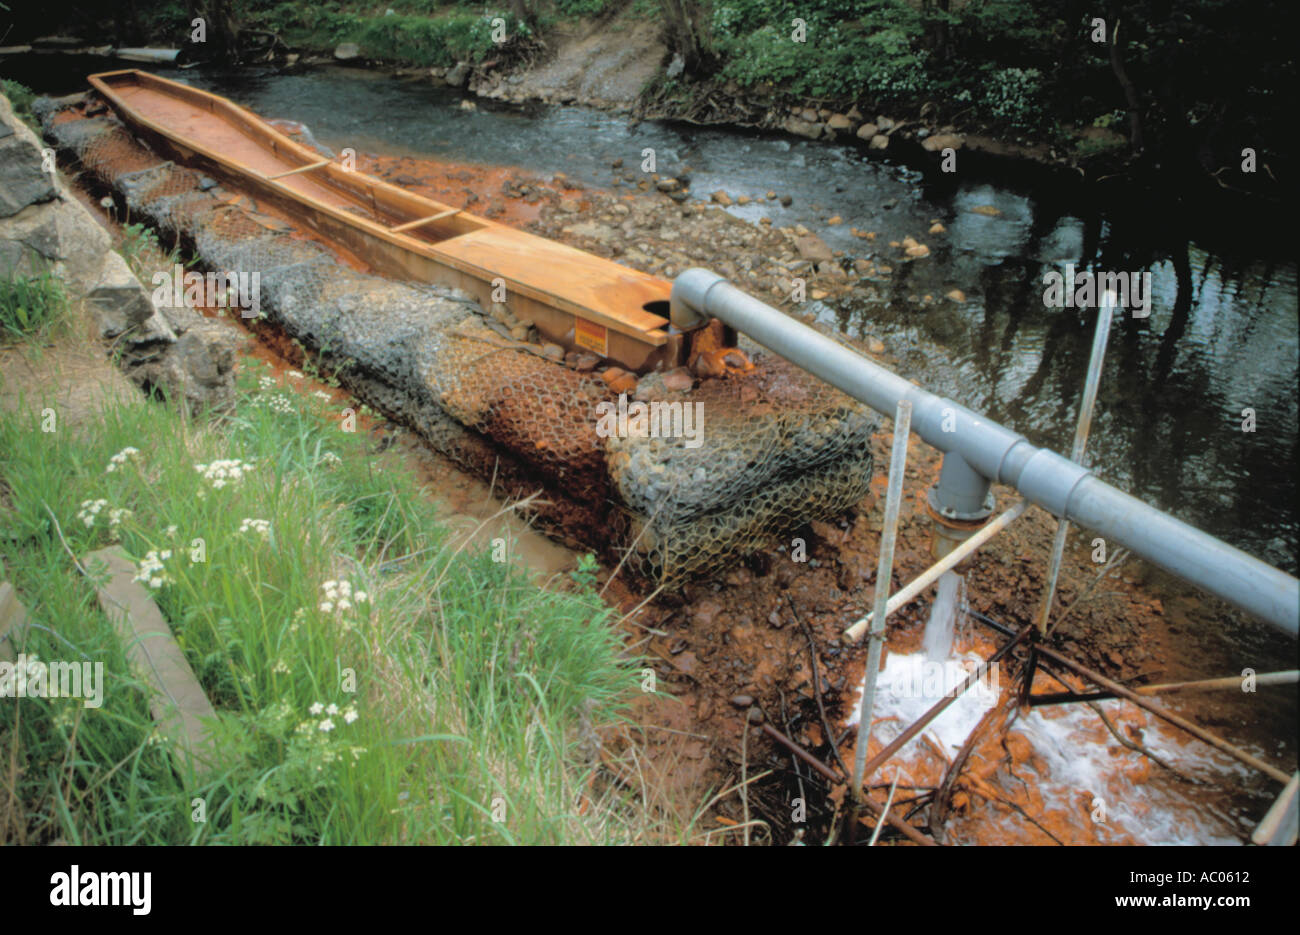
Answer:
87;68;697;374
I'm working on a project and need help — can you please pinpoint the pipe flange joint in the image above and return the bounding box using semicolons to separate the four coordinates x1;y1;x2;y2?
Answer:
926;484;995;525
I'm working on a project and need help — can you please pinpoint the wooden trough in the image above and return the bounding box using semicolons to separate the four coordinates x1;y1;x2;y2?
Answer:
88;69;693;373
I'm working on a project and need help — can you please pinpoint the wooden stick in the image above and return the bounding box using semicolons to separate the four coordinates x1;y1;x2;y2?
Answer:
845;499;1027;642
390;208;459;233
264;158;330;181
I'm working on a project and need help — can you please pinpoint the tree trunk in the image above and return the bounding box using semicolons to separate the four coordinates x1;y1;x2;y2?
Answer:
660;0;703;74
1108;20;1144;153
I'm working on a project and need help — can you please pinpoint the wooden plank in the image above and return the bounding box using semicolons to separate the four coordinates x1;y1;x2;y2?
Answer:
265;158;330;181
84;547;219;780
390;207;460;233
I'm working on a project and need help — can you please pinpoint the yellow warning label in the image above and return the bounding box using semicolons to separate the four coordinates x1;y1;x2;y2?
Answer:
574;317;608;356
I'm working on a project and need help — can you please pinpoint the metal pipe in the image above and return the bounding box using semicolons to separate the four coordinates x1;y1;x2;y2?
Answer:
671;268;1300;637
846;499;1028;642
851;400;912;797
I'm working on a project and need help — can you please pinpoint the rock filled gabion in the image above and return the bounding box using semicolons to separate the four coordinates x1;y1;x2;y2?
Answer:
41;100;876;584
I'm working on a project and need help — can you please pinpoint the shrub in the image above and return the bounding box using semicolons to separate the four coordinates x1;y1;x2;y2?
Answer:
980;66;1050;132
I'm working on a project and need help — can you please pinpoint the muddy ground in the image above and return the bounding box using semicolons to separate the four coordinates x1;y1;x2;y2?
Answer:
64;140;1297;845
356;151;1297;844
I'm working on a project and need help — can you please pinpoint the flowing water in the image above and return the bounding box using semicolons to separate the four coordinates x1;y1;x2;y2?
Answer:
923;570;965;662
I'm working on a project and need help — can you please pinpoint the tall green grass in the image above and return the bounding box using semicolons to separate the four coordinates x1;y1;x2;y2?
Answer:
0;269;69;344
0;357;642;844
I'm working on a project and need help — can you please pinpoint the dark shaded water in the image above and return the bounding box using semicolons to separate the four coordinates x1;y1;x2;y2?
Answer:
10;61;1297;577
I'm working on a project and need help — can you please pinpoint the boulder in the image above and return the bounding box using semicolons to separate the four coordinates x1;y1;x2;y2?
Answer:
869;133;890;150
922;133;965;152
782;117;823;140
826;113;854;133
855;122;878;141
794;233;834;263
333;42;361;61
445;61;471;87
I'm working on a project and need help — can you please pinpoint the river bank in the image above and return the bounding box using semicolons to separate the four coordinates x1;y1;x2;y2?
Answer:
6;51;1296;844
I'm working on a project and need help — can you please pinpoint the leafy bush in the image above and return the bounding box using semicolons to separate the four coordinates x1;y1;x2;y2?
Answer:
555;0;611;16
980;66;1050;132
718;11;928;103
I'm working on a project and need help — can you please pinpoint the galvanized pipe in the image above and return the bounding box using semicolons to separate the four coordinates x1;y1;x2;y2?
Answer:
671;268;1300;637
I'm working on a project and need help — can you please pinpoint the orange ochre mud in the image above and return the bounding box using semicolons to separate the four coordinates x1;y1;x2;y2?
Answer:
66;112;1294;845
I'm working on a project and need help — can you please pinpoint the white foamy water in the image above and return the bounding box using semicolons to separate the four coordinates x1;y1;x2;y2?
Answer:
923;571;965;662
848;648;1257;845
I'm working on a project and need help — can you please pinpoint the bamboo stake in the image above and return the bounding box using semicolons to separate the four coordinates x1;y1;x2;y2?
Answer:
1030;669;1299;705
1037;294;1116;633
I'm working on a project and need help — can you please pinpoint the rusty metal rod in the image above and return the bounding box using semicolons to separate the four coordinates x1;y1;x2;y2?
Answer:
1033;644;1292;784
855;624;1032;784
759;723;936;846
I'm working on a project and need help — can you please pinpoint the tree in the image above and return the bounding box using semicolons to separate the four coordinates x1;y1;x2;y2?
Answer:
660;0;706;75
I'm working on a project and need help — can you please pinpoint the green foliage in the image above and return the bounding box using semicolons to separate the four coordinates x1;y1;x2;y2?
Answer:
980;66;1049;132
555;0;611;17
0;269;68;343
0;353;640;844
0;78;39;133
717;5;929;103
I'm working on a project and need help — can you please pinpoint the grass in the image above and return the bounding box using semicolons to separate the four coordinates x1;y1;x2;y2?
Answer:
0;354;650;844
0;268;69;345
